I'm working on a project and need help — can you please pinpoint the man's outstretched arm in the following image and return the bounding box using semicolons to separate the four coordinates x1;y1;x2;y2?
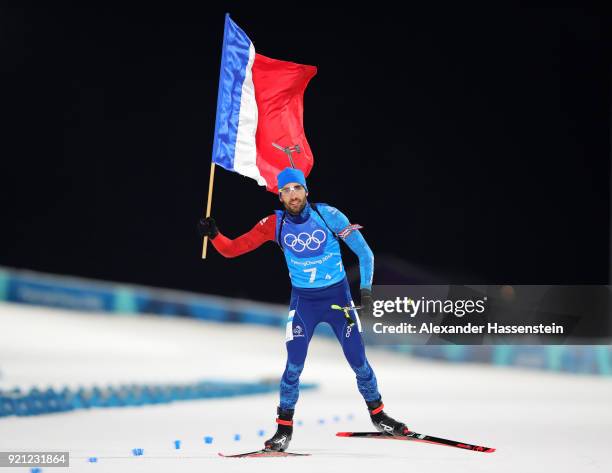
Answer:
198;215;276;258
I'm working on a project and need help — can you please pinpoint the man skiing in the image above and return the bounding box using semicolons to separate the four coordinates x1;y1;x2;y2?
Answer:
198;167;407;451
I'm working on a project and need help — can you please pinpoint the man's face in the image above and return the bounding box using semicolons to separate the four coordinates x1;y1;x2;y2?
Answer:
279;182;308;214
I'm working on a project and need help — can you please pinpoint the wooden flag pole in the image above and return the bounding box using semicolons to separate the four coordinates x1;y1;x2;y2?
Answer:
201;161;217;259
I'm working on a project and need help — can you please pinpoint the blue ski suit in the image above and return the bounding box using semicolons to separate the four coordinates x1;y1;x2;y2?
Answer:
274;202;380;409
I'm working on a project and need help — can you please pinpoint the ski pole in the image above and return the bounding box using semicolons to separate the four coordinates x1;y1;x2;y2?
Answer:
330;304;361;326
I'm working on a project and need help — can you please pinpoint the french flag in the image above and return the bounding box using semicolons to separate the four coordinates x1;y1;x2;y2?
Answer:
211;14;317;193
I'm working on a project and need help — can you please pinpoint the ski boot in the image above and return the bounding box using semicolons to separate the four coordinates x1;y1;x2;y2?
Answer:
264;406;294;451
366;398;409;436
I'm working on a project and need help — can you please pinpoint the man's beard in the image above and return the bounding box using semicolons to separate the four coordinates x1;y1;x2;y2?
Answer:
284;197;307;215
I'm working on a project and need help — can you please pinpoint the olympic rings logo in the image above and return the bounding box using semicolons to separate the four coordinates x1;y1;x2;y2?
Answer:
284;230;327;252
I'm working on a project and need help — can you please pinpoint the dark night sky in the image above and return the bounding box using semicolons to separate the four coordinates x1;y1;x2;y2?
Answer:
1;5;610;303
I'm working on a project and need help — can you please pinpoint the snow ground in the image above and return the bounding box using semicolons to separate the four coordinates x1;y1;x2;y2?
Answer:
0;302;611;472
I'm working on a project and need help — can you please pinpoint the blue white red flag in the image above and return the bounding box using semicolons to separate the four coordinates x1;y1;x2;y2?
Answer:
211;14;317;193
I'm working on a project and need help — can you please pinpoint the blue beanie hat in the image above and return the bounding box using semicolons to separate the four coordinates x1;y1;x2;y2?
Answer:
277;167;308;192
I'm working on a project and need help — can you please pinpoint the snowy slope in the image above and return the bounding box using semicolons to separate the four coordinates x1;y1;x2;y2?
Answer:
0;302;611;472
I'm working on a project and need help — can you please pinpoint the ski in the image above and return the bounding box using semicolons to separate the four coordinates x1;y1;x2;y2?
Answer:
336;431;495;453
218;449;311;458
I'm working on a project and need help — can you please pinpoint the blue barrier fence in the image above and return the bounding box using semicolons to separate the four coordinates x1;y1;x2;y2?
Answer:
0;266;286;326
0;381;318;418
0;266;610;376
